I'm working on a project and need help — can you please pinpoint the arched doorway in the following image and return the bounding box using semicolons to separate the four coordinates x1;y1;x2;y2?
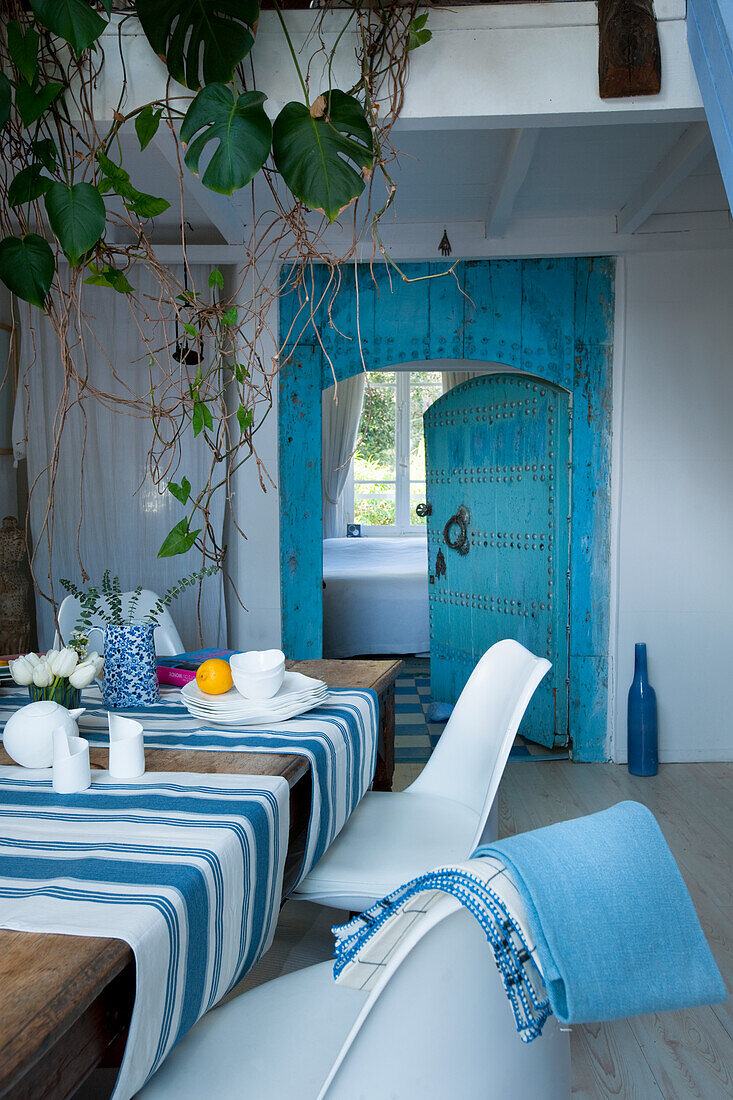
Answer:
278;257;615;760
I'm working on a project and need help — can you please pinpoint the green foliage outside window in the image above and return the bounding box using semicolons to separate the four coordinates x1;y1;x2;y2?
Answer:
355;385;395;467
353;370;441;528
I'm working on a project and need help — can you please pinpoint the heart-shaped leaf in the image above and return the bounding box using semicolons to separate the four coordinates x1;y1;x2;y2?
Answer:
32;139;58;171
167;476;191;505
0;234;55;308
8;21;39;85
272;91;374;222
44;181;106;265
29;0;107;57
84;262;133;294
0;74;12;130
15;80;64;127
192;400;213;436
407;13;432;51
96;150;170;218
135;104;163;151
180;84;271;195
8;165;52;208
158;518;201;558
136;0;260;90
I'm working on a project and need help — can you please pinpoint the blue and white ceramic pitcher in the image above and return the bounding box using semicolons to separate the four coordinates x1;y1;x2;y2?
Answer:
100;620;159;709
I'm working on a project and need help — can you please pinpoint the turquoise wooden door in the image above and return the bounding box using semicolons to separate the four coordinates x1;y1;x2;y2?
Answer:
424;373;571;748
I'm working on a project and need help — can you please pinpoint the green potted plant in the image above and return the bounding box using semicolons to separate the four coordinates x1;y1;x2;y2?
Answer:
60;568;217;709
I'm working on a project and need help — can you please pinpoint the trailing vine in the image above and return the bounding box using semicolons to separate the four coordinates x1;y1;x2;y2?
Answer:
0;0;432;623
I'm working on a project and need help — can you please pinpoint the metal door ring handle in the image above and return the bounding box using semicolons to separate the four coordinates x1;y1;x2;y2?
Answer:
443;505;470;555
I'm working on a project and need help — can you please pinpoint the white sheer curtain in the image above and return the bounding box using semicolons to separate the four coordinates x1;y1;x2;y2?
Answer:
322;374;365;538
13;264;226;650
442;369;488;393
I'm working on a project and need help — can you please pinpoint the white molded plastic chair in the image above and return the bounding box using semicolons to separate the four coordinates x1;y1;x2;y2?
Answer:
55;590;185;657
294;640;551;912
138;896;570;1100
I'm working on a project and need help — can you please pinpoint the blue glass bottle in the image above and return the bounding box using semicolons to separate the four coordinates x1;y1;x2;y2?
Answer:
627;643;658;776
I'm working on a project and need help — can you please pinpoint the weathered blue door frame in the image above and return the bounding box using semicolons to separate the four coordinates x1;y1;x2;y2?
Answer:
278;257;615;761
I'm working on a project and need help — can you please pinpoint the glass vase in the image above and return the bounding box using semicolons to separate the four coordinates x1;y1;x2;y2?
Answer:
28;679;81;710
102;620;159;709
627;642;658;776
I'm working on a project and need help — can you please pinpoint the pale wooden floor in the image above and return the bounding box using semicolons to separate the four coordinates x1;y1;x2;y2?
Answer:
495;759;733;1100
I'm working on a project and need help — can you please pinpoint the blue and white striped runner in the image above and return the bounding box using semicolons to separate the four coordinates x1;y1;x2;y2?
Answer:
0;683;379;883
0;767;289;1099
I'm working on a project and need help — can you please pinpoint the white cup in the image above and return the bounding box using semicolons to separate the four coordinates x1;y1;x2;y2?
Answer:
52;728;91;794
108;714;146;779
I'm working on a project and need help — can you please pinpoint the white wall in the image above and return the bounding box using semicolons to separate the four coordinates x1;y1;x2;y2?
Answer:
612;248;733;762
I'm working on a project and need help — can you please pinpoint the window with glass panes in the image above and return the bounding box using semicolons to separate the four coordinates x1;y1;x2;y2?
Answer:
352;370;442;531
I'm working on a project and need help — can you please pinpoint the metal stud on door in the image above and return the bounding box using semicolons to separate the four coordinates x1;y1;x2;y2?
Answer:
424;373;571;748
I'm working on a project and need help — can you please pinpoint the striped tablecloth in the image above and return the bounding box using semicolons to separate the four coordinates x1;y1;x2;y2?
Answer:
0;767;289;1099
0;682;379;884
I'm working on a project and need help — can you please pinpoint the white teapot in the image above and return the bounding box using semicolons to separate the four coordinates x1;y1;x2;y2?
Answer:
3;701;86;768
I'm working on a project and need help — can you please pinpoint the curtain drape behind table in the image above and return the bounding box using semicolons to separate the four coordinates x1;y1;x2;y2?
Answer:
322;374;365;539
13;265;226;651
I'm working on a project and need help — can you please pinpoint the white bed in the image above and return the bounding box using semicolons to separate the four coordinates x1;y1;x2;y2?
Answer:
322;537;430;657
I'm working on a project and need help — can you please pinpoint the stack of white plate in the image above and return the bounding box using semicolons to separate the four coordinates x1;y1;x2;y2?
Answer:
180;671;329;726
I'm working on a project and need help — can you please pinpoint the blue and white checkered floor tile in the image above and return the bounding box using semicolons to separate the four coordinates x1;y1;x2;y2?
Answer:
394;658;569;764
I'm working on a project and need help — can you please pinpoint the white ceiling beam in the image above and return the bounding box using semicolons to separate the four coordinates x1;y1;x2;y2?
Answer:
154;130;246;245
145;245;248;263
485;128;540;238
616;122;712;234
327;210;733;262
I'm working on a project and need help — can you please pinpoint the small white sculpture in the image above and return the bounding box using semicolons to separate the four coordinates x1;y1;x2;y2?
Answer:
3;700;86;768
108;713;145;779
52;727;91;793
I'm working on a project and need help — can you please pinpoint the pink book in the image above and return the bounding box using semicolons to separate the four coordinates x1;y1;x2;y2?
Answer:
157;666;197;688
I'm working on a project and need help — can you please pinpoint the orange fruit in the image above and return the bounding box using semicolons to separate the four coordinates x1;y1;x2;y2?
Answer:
196;658;233;695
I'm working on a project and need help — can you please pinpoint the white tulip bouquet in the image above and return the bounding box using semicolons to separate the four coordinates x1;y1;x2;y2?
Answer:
10;634;104;708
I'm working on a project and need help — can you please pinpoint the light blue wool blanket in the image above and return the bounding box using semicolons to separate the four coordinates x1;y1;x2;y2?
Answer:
474;801;726;1025
333;801;726;1040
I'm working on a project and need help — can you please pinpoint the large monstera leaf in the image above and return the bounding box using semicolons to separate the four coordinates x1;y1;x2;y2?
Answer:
29;0;108;57
180;85;272;194
136;0;260;90
44;182;106;265
0;234;55;308
273;91;374;223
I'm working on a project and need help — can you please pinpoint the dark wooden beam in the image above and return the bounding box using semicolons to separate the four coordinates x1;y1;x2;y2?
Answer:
598;0;662;99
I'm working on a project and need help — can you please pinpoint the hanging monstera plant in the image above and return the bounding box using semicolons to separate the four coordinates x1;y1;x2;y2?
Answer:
136;0;374;219
273;91;374;223
180;85;272;194
0;0;408;308
135;0;260;89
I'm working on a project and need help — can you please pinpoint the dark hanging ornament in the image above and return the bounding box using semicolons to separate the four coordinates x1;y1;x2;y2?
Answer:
172;340;202;366
438;227;452;257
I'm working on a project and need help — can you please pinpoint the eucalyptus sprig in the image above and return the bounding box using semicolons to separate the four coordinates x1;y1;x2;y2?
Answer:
60;566;220;630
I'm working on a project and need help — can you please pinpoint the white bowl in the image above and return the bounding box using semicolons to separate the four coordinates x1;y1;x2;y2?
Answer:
230;650;285;700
